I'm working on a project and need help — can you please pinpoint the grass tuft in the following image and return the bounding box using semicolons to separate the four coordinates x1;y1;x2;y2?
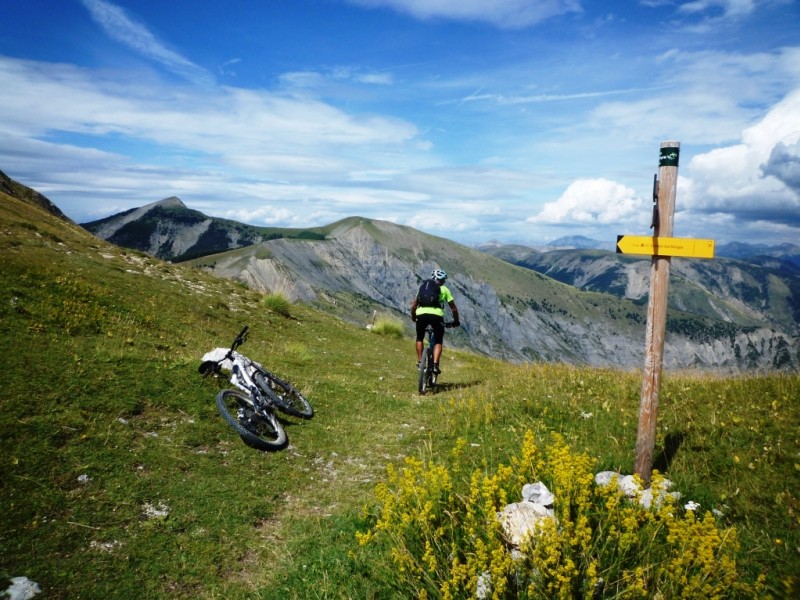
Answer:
261;292;292;317
370;316;405;339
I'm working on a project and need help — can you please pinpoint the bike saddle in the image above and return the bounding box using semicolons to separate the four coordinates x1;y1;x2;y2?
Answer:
198;360;220;376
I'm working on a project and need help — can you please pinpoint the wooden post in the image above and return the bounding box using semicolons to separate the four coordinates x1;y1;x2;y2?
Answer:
634;141;680;485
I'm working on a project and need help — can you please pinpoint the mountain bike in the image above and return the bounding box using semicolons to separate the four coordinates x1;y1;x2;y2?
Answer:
199;326;313;450
418;322;455;395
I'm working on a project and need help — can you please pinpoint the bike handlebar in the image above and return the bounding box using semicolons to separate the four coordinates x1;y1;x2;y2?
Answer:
227;325;249;354
199;325;249;377
232;325;249;349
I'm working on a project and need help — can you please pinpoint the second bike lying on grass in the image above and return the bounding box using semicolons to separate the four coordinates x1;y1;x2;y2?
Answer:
199;326;313;451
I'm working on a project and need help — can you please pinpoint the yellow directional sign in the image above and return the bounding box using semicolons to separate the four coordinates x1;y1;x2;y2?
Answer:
616;235;715;259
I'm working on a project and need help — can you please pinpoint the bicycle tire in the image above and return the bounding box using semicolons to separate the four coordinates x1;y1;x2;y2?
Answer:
254;369;314;419
418;349;431;394
427;350;436;390
215;389;287;451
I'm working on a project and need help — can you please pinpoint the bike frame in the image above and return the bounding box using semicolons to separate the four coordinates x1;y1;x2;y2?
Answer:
202;327;278;416
229;356;275;416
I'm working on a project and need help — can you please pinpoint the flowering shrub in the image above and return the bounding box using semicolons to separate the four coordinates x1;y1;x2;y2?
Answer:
357;431;764;599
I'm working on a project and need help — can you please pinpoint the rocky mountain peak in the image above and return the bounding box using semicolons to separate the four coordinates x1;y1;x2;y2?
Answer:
151;196;186;210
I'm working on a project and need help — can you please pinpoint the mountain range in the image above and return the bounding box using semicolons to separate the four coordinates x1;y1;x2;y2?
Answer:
7;178;800;371
481;234;800;267
479;244;800;336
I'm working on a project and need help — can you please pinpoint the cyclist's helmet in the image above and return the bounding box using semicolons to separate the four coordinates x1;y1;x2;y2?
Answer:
431;269;447;282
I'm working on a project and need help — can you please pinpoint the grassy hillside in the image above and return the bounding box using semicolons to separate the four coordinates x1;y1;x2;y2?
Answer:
1;194;798;598
186;216;662;367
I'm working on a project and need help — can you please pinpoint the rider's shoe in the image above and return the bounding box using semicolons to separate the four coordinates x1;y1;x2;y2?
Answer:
433;363;441;374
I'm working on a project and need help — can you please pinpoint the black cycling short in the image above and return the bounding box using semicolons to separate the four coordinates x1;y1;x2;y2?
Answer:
415;313;445;345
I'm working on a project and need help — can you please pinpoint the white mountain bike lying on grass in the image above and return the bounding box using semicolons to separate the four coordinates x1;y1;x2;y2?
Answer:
199;326;313;451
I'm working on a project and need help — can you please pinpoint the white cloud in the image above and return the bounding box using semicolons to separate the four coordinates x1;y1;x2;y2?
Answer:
680;88;800;225
280;67;394;90
397;166;536;199
531;86;800;242
356;72;394;85
0;56;421;180
762;141;800;191
528;178;643;225
461;87;653;106
588;47;800;146
671;0;765;33
223;205;299;226
345;0;582;28
677;0;756;19
80;0;213;85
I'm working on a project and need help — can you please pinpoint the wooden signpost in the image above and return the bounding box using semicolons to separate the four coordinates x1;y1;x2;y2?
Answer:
619;141;716;485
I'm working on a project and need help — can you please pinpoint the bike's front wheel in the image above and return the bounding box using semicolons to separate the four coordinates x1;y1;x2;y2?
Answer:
254;370;314;419
216;389;287;451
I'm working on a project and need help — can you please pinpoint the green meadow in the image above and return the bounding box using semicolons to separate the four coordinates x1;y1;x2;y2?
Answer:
1;195;798;598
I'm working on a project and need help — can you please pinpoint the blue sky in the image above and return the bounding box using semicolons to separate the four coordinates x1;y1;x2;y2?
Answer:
1;0;799;247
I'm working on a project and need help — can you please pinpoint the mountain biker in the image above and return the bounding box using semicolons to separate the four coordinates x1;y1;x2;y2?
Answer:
411;269;460;375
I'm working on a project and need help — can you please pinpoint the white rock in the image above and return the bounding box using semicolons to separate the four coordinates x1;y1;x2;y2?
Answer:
5;577;41;600
618;475;642;497
142;501;170;520
521;481;554;506
595;471;680;509
497;501;555;547
594;471;620;487
638;486;681;509
595;471;641;496
476;572;491;600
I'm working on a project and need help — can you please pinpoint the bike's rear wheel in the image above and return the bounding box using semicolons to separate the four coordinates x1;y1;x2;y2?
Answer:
216;389;287;451
254;369;314;419
418;349;432;394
